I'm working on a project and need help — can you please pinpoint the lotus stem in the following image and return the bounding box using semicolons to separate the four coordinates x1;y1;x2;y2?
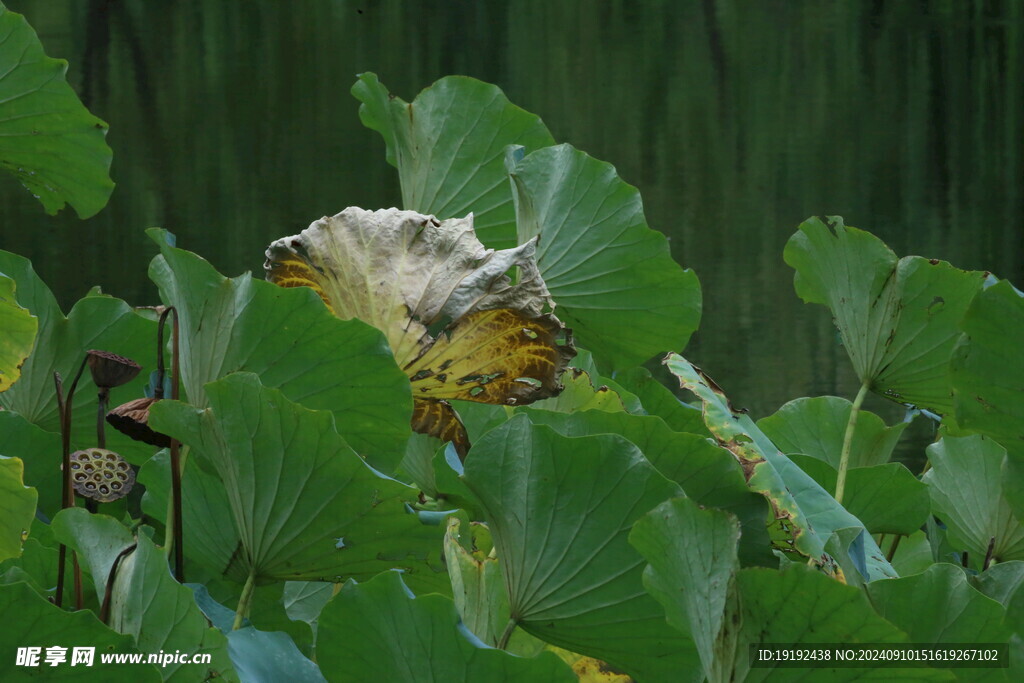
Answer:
497;618;518;650
835;381;870;505
885;534;903;563
233;570;257;631
88;387;109;514
163;444;189;580
53;372;67;608
99;543;137;624
54;358;88;609
983;536;996;571
158;307;185;582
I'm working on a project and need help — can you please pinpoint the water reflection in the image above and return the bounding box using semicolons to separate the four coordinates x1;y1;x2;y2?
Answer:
2;0;1020;466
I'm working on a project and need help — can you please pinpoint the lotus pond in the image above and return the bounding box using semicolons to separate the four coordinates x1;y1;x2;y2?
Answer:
1;3;1023;682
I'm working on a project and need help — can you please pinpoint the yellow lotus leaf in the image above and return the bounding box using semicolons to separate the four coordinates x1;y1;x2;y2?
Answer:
265;208;575;454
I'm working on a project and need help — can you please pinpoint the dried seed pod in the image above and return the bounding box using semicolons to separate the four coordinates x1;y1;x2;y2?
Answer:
69;448;136;503
86;350;142;389
106;397;171;448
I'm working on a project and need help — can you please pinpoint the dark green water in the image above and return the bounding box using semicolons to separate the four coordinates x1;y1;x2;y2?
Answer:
2;1;1021;464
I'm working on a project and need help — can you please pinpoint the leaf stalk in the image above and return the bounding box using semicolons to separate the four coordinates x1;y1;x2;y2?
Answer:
835;381;870;505
497;618;518;650
234;570;257;631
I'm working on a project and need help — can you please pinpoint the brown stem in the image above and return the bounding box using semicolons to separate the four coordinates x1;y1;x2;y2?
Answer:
62;357;89;610
155;308;170;400
63;356;89;511
885;534;903;563
53;372;67;607
983;536;996;571
87;387;109;518
99;542;137;624
97;387;109;449
160;307;184;582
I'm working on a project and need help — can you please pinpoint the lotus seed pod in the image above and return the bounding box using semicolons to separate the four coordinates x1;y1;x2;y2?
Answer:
106;397;171;448
86;350;142;389
69;448;136;503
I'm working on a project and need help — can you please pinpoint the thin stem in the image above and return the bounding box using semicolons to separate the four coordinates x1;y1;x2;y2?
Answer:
233;570;257;631
886;534;903;563
169;308;183;581
835;381;871;505
169;439;184;581
63;357;89;612
983;536;996;571
53;372;67;608
99;543;137;624
89;388;108;519
96;387;109;449
496;618;518;650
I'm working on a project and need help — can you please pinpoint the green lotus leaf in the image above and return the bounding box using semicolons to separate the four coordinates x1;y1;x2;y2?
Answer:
398;432;447;498
0;582;160;681
527;367;627;414
148;228;410;468
0;409;59;516
565;350;641;408
868;564;1013;682
282;581;334;628
187;583;324;682
736;567;943;682
51;510;132;601
664;353;896;580
0;249;157;465
889;531;935;578
352;73;555;250
629;497;740;683
461;414;701;681
0;519;57;597
784;216;987;413
264;208;574;454
788;456;930;536
950;281;1024;459
507;144;702;370
0;6;113;217
631;499;940;681
0;536;57;599
923;435;1024;565
757;396;907;469
976;563;1024;635
0;274;36;393
317;570;575;683
444;517;509;647
138;449;237;583
972;561;1024;609
0;456;35;563
148;372;446;586
614;366;709;436
520;407;772;567
52;509;234;682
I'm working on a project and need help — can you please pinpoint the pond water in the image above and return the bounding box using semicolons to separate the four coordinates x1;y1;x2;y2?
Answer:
2;0;1021;466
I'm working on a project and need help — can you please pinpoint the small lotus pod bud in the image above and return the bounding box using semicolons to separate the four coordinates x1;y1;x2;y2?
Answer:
69;448;136;503
106;397;171;448
86;350;142;389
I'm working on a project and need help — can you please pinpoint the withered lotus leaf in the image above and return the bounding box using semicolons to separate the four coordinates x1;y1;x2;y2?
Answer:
106;397;171;448
266;208;575;450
